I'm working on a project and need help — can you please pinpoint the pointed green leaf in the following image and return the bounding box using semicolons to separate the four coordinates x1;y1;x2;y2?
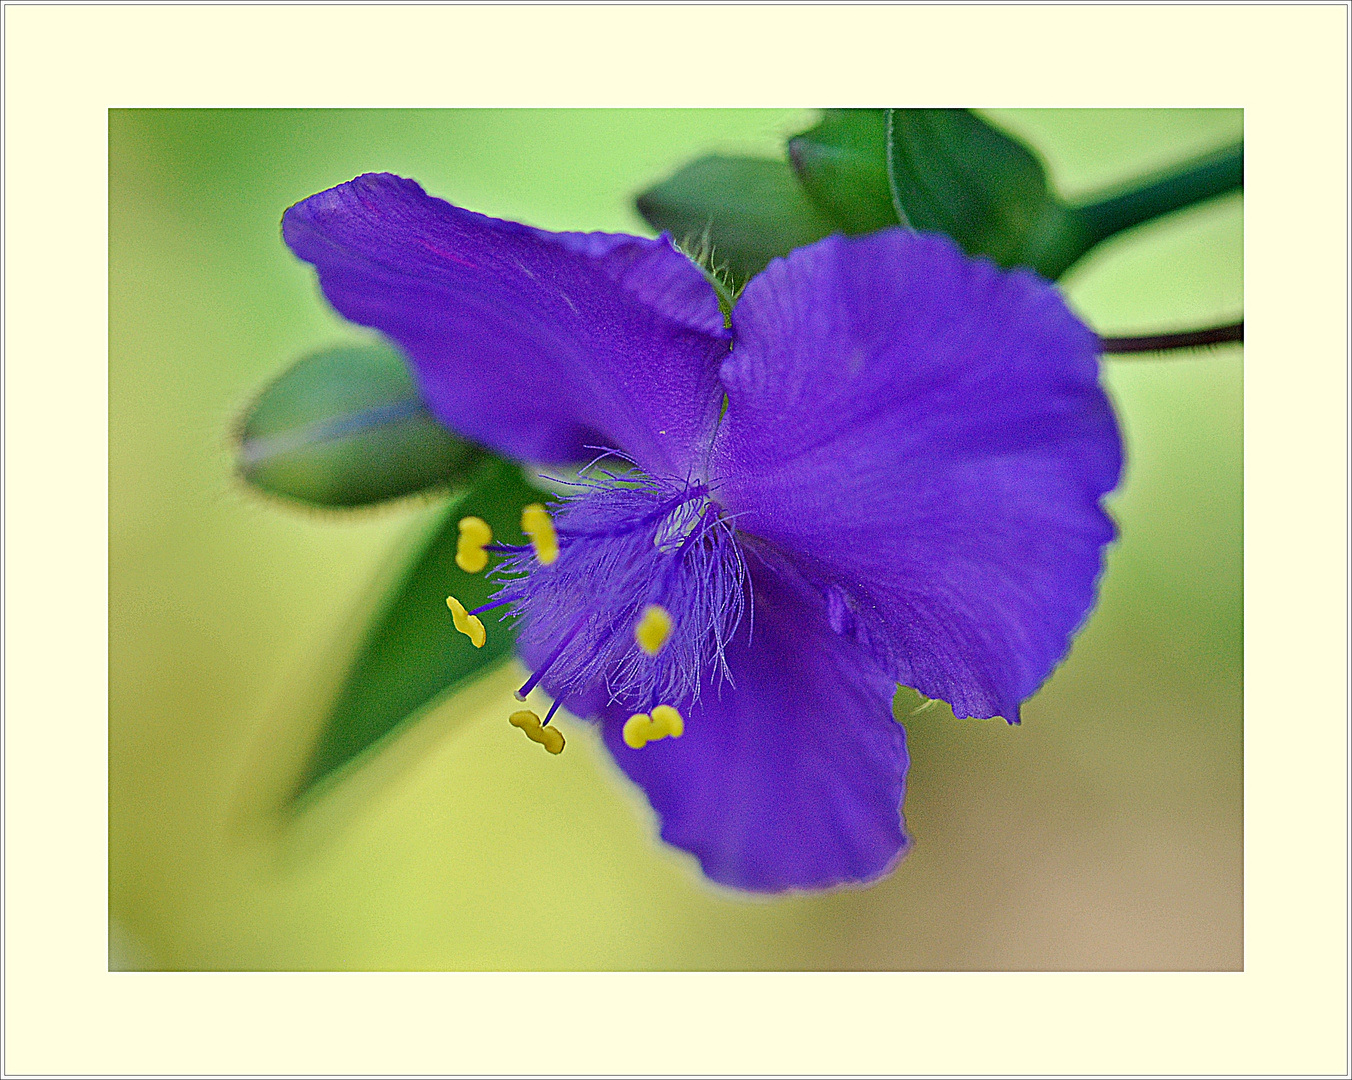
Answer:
885;108;1093;278
788;109;898;234
292;458;541;802
237;342;484;508
635;155;836;287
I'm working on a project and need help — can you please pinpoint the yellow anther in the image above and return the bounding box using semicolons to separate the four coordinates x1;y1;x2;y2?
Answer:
445;595;486;648
521;503;559;565
509;709;565;755
634;604;673;656
455;516;493;573
623;713;652;749
622;705;685;749
651;704;684;739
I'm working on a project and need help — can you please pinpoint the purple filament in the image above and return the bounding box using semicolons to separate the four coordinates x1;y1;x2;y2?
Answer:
491;470;748;715
515;613;588;701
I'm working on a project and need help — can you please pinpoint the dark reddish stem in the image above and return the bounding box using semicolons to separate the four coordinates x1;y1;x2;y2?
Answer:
1100;320;1243;355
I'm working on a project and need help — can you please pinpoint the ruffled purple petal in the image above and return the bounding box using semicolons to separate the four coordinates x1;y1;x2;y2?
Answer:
709;229;1123;722
283;173;729;474
600;551;910;893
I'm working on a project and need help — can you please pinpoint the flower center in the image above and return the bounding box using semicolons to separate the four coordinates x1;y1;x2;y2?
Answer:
446;470;747;753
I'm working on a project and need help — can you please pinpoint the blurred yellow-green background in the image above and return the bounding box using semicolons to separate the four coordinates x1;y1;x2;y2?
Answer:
110;109;1242;970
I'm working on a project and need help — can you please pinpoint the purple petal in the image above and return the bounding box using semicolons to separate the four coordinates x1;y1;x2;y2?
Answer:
709;229;1123;722
600;552;910;893
283;173;729;474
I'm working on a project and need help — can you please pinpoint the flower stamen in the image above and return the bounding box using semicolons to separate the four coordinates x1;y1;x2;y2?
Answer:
445;595;486;648
634;604;673;656
622;704;684;749
455;516;493;573
508;709;565;754
489;472;747;722
653;704;684;738
514;613;587;701
521;503;559;565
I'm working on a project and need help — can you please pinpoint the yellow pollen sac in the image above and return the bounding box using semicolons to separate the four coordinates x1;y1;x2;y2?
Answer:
521;503;559;565
634;604;673;656
622;713;651;749
622;705;685;749
445;595;486;648
455;516;493;573
509;709;565;755
651;704;684;739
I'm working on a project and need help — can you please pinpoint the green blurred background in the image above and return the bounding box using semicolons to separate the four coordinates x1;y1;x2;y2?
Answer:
109;109;1242;970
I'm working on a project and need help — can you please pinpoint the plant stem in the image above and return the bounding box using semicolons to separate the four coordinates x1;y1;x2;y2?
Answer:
1100;320;1243;355
1074;142;1242;246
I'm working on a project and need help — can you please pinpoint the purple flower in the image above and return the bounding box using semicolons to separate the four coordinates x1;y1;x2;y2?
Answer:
283;173;1122;893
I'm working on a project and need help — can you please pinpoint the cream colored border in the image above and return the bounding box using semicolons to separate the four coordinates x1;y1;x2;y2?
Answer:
5;4;1346;1075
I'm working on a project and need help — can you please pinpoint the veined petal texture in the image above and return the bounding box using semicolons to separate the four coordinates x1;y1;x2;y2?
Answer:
710;230;1123;722
602;552;910;893
284;174;729;475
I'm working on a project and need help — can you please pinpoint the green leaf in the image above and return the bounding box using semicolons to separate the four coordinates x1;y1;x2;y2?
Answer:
291;457;541;802
885;108;1091;278
635;155;836;287
237;342;484;508
788;109;898;234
